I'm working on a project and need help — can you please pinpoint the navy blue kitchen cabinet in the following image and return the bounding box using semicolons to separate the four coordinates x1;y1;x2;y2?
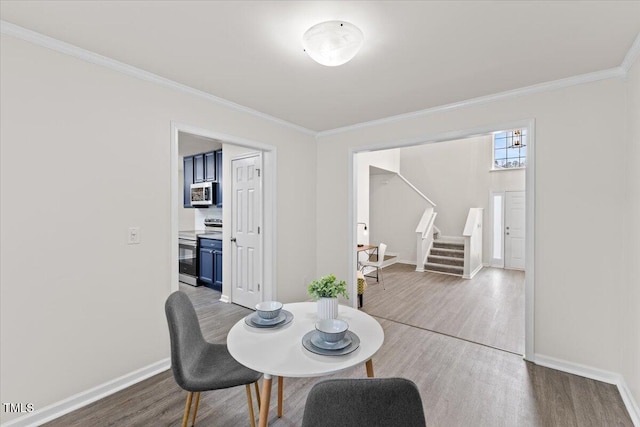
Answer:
205;151;216;182
215;150;223;207
183;156;194;208
199;238;222;291
193;154;205;183
213;246;223;288
183;150;220;208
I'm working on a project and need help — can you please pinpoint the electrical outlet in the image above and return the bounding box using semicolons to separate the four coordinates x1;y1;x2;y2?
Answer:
127;227;141;244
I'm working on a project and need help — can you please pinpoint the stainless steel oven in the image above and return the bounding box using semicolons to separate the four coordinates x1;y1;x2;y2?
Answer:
178;237;198;286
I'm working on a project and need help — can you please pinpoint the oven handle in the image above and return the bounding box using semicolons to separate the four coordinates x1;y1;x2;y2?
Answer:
179;238;197;247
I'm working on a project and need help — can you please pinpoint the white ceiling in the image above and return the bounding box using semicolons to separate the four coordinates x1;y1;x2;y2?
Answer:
1;1;639;132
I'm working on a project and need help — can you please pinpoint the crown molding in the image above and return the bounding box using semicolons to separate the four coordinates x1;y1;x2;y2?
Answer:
0;20;316;137
316;66;626;138
621;31;640;73
2;20;637;140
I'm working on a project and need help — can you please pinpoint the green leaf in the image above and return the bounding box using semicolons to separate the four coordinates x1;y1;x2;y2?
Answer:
308;274;349;299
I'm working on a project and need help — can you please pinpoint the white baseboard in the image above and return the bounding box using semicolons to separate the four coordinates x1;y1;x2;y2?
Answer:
534;354;639;426
1;358;171;427
463;264;483;279
219;294;230;303
620;378;640;427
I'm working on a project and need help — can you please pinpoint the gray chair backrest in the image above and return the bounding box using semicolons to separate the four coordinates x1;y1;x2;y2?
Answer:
301;378;426;427
165;291;207;390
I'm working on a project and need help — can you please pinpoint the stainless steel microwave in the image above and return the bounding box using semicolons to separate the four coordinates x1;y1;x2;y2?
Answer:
190;182;213;206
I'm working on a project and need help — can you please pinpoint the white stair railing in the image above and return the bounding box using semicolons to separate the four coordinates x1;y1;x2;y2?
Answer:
462;208;484;279
415;208;437;272
397;173;436;207
372;170;437;271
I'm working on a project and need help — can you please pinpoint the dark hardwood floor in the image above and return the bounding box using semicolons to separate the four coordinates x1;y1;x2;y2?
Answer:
43;275;633;426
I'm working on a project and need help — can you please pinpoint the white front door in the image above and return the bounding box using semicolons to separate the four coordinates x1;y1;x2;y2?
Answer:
231;154;262;309
505;191;525;270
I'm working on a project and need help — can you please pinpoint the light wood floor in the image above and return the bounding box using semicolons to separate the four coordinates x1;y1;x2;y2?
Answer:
43;279;633;426
361;263;525;354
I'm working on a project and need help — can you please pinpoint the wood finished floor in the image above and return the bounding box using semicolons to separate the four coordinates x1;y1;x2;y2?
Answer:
361;263;525;354
43;279;633;426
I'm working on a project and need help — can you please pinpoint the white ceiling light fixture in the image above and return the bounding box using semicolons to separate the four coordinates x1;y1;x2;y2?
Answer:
302;20;364;66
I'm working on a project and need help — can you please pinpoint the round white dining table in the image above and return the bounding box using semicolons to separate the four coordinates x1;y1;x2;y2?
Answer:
227;302;384;427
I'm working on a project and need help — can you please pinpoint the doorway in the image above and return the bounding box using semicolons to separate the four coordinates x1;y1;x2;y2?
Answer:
505;191;526;270
170;122;277;305
349;119;535;360
490;190;526;270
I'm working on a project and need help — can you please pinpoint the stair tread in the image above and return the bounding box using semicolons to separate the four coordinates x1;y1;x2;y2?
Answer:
425;262;464;276
428;254;463;260
433;242;464;247
426;262;463;269
431;248;464;257
433;246;464;251
427;255;464;266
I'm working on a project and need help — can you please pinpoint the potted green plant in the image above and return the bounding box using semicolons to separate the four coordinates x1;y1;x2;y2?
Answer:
308;274;348;320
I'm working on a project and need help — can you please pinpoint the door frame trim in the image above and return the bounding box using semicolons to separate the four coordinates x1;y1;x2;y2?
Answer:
170;122;277;303
348;118;535;360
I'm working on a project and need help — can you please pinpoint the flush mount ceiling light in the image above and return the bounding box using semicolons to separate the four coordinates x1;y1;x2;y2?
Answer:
302;20;364;66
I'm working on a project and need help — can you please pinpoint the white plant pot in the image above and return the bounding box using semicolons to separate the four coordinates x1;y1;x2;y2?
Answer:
317;297;338;320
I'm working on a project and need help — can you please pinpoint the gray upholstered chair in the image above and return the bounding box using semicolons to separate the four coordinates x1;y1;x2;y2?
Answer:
301;378;426;427
165;291;262;427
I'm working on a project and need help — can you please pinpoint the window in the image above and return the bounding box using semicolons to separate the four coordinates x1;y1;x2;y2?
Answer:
491;192;504;267
493;129;526;169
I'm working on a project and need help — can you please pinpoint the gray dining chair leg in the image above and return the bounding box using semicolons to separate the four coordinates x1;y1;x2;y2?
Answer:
245;384;256;427
182;392;193;427
379;267;385;290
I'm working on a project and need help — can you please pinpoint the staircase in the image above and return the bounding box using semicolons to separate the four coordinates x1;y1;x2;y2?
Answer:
425;240;464;276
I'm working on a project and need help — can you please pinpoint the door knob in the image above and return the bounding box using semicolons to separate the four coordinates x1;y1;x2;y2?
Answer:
506;232;510;235
230;237;237;242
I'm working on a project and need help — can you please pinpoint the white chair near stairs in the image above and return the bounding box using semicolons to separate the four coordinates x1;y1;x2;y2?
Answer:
359;243;387;289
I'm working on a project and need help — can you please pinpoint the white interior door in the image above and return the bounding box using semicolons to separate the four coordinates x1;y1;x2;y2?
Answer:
231;154;262;308
505;191;525;270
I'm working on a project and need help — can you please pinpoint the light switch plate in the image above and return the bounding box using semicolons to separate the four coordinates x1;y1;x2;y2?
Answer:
127;227;141;244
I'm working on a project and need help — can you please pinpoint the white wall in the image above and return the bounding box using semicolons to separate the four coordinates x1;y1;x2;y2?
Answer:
0;35;316;424
623;55;640;415
355;149;400;247
371;135;524;265
369;173;430;263
317;77;629;382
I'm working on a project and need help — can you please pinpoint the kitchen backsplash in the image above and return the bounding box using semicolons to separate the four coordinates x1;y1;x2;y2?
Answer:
195;206;222;227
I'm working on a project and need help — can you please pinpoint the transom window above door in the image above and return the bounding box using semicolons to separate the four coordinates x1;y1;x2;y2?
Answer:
493;129;527;169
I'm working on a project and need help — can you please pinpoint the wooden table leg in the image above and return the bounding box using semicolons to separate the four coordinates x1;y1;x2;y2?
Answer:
277;376;284;418
365;359;374;377
258;375;272;427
